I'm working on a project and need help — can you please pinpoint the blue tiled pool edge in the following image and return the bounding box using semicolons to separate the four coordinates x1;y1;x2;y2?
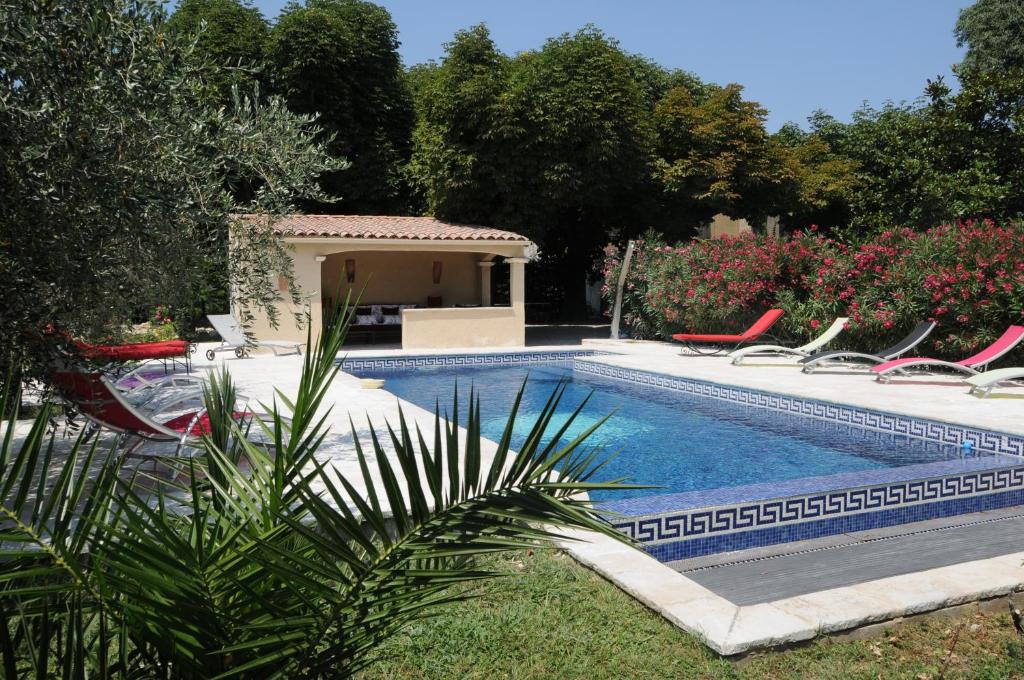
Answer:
616;465;1024;561
343;350;1024;561
572;359;1023;457
342;348;605;372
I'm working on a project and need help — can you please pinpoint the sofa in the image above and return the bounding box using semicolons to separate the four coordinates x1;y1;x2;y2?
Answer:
348;303;417;342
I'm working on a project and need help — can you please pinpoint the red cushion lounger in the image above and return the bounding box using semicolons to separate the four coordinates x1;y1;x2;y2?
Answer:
672;309;785;356
75;338;193;373
871;324;1024;383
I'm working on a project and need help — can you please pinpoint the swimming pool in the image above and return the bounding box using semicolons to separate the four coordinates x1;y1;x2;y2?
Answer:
347;352;1024;560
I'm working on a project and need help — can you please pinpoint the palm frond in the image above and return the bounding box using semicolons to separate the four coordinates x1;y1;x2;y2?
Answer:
0;290;644;678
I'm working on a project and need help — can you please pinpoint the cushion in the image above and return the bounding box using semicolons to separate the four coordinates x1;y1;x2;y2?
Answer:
672;333;745;343
382;314;402;325
381;306;400;316
354;314;377;326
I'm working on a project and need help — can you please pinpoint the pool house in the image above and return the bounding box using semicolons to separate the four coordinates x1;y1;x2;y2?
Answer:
241;215;534;349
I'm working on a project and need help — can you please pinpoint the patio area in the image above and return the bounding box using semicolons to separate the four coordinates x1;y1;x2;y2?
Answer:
12;335;1023;657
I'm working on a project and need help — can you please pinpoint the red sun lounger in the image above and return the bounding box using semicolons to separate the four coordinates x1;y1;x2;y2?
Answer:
76;338;194;373
672;309;785;356
871;324;1024;383
51;370;273;456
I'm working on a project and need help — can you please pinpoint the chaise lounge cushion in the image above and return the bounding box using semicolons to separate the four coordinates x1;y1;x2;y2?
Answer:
671;333;746;343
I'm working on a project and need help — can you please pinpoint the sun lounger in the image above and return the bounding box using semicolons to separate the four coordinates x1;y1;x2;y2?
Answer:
205;314;303;361
799;321;937;374
729;317;848;365
76;337;194;374
672;309;785;356
965;368;1024;398
51;370;271;456
871;325;1024;383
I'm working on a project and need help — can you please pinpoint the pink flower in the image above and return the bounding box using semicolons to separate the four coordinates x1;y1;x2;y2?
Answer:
810;320;820;330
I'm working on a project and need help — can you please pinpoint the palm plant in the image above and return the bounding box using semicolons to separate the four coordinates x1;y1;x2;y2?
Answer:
0;298;634;677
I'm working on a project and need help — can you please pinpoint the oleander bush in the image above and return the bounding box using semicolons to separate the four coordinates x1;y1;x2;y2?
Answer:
602;220;1024;358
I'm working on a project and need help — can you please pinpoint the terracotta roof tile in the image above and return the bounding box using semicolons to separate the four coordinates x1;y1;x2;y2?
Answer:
246;214;529;242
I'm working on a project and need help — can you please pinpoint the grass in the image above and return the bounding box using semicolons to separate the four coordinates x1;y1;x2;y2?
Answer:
360;549;1024;679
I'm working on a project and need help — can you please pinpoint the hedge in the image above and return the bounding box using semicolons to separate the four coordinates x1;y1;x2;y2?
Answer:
601;220;1024;359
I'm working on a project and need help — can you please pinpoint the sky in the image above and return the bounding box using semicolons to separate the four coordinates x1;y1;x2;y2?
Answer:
245;0;970;131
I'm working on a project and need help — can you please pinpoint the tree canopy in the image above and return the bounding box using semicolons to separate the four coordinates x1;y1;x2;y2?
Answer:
0;0;341;383
955;0;1024;72
268;0;415;214
166;0;270;105
408;24;509;224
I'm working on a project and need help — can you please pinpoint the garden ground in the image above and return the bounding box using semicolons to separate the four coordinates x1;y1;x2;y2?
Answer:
360;549;1024;679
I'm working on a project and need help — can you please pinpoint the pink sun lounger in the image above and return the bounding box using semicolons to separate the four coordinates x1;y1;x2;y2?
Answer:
871;325;1024;383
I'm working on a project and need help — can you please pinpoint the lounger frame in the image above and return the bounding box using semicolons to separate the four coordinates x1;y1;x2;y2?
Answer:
205;314;303;361
800;321;937;374
729;317;848;366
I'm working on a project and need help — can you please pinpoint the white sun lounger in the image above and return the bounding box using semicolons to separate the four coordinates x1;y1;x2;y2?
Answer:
965;368;1024;398
729;317;848;366
204;314;303;361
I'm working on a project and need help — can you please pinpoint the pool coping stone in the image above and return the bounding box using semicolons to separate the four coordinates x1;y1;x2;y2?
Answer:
558;527;1024;656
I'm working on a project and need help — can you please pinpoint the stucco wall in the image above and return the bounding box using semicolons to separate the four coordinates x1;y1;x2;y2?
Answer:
709;213;753;238
239;239;528;347
321;250;480;308
242;242;322;344
401;307;524;349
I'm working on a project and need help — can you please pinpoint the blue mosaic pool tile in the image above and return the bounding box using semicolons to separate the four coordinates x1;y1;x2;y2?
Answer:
343;349;605;372
573;359;1024;457
340;349;1024;559
644;487;1024;562
610;465;1024;557
601;455;1021;516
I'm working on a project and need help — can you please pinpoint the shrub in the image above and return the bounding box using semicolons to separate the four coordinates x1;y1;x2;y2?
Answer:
602;220;1024;358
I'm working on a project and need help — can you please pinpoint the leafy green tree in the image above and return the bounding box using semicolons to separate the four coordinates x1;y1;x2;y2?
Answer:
0;0;341;387
408;24;510;224
771;123;860;232
624;55;710;113
955;0;1024;72
0;300;631;676
167;0;270;106
651;83;786;231
808;104;952;235
929;67;1024;221
493;28;655;317
805;68;1021;238
268;0;415;214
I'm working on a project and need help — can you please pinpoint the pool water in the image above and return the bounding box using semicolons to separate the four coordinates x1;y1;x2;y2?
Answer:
351;362;993;502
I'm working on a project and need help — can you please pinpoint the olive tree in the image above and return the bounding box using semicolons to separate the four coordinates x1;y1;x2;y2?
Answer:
0;0;343;388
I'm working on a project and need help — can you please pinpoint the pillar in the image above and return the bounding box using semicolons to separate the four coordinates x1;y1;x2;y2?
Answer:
507;257;528;345
478;260;494;306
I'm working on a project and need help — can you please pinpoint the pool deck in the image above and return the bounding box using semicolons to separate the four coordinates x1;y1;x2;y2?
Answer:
12;337;1024;656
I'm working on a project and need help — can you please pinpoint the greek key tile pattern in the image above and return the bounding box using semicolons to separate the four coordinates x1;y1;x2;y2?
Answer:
573;360;1024;457
612;466;1024;544
642;488;1024;562
343;349;604;372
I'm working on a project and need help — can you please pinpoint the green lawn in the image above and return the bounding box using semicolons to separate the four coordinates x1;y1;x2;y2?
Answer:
360;550;1024;679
